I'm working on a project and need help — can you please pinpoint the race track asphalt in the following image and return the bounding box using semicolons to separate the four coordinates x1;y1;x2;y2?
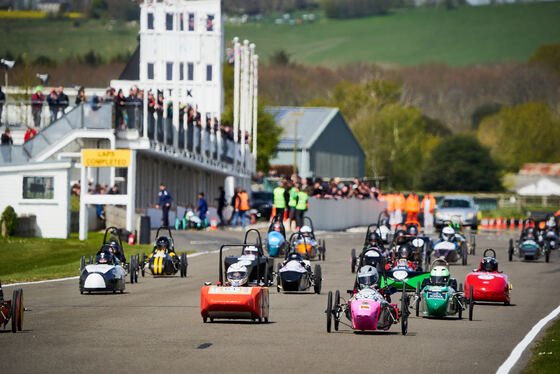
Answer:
2;229;559;374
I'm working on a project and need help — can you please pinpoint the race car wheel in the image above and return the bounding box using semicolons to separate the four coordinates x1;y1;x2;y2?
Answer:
130;256;135;284
469;285;474;321
322;240;326;261
545;248;550;263
334;290;340;331
276;263;281;293
180;253;188;278
11;289;20;333
203;317;207;323
326;291;333;333
415;283;420;317
141;252;146;277
401;283;408;335
508;239;513;262
314;265;322;294
462;244;468;266
458;297;463;320
351;248;356;273
80;256;85;271
89;255;93;265
471;235;476;256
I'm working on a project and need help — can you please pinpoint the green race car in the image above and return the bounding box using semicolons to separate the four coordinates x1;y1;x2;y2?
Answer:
414;259;474;320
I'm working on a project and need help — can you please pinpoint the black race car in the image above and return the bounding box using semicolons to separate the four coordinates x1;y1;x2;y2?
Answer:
224;229;274;286
141;227;188;277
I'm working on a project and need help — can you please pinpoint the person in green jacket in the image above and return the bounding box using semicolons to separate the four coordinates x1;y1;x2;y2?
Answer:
288;181;298;230
273;181;287;221
295;185;309;230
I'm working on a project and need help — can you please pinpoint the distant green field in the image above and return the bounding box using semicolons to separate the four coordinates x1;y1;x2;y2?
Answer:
1;3;559;66
1;18;139;63
226;3;560;66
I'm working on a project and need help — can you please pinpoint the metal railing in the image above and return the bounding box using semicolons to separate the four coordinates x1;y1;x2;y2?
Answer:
0;100;253;172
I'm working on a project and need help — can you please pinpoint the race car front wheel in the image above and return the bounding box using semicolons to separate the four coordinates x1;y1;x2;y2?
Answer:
469;285;474;321
334;290;340;331
401;282;408;335
326;291;332;333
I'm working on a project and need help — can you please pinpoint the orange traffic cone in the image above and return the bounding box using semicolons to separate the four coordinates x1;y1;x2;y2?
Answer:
481;218;488;229
210;217;217;230
509;219;515;230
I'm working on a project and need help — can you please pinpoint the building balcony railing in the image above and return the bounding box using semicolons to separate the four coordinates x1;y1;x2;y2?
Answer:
0;100;253;175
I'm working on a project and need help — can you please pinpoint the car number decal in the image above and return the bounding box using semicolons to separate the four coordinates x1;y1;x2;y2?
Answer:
209;287;252;294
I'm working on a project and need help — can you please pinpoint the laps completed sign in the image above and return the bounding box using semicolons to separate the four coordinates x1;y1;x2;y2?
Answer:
82;149;131;167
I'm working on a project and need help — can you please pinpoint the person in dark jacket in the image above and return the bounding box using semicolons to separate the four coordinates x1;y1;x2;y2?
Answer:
46;88;58;124
196;192;208;227
1;127;13;145
156;184;173;227
0;87;5;126
57;86;69;118
31;86;45;128
215;186;226;226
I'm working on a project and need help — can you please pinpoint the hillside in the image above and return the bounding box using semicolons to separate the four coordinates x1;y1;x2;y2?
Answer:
1;3;559;67
225;3;560;66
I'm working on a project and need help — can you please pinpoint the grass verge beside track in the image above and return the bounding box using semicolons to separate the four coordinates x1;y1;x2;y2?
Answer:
0;232;186;284
522;317;560;373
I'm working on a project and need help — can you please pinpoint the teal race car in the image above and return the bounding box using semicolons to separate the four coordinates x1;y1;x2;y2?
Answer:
414;259;474;320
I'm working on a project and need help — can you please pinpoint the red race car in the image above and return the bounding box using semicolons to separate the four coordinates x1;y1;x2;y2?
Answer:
0;281;24;333
200;231;270;323
464;249;511;305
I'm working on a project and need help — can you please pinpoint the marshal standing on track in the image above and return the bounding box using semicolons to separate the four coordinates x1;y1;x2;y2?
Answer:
156;183;173;228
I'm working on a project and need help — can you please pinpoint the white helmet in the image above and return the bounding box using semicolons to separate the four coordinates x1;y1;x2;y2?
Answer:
243;245;259;256
357;265;379;289
227;263;248;287
442;226;455;242
300;225;312;234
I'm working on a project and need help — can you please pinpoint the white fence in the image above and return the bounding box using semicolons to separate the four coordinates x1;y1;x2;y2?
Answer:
307;198;386;231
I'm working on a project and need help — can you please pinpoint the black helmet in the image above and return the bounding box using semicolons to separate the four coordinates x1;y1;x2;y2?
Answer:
156;236;171;251
96;249;114;265
368;231;380;244
398;246;410;259
480;257;498;272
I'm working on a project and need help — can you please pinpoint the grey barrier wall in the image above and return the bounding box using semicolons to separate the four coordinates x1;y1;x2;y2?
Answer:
307;198;386;231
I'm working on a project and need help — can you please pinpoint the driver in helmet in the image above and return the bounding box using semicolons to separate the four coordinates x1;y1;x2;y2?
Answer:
96;249;114;265
366;231;384;251
243;245;259;256
386;246;416;271
407;224;418;236
430;266;450;286
479;256;498;272
226;263;248;287
357;265;379;290
106;239;126;264
154;236;172;253
440;226;456;243
300;225;312;237
521;227;536;241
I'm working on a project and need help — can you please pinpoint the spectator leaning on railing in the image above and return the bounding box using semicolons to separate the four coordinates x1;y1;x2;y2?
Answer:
31;86;45;128
57;86;69;118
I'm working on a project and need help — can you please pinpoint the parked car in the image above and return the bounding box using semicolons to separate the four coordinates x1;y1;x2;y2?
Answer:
251;191;273;218
435;196;478;230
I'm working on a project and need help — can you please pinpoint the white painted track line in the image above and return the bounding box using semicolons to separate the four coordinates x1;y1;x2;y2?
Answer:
496;304;560;374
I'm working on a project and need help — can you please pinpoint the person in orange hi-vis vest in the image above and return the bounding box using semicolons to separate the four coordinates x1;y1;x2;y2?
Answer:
393;192;405;227
421;193;437;234
406;193;420;223
386;193;395;227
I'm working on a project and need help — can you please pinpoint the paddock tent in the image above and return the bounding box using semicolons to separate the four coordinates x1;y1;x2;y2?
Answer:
266;107;365;178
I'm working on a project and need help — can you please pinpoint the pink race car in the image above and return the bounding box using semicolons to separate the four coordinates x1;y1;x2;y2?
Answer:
325;265;410;335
